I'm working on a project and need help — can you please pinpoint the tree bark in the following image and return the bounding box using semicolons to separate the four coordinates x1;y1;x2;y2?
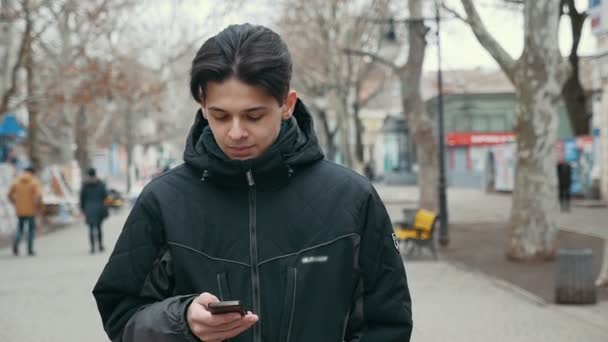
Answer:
311;105;338;161
561;0;589;135
23;1;41;171
336;94;354;168
0;0;28;116
353;101;364;163
125;106;134;193
462;0;569;261
402;0;437;211
75;104;91;173
508;1;569;261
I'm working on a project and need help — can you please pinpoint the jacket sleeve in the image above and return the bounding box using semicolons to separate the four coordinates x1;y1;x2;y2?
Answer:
92;192;199;342
345;186;413;342
79;184;86;211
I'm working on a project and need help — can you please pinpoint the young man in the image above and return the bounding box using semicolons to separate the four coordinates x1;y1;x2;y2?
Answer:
8;166;43;256
93;24;412;342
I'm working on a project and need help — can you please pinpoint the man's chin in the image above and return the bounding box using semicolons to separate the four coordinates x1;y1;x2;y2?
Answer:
225;149;258;160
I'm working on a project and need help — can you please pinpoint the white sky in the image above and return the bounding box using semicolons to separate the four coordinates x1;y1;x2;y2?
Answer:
180;0;599;72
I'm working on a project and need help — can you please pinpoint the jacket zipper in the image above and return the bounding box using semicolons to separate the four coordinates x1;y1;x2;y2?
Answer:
247;170;261;342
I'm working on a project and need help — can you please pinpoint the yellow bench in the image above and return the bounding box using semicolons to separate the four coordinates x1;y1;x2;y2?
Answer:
393;209;438;259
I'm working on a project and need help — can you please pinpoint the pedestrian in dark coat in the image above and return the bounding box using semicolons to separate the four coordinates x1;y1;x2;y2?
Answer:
557;159;572;212
80;167;108;253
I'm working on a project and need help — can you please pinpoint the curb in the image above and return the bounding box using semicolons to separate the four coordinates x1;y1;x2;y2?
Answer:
445;258;549;306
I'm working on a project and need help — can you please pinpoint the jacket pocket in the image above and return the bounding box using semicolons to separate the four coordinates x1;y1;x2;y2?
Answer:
216;272;232;301
278;267;297;342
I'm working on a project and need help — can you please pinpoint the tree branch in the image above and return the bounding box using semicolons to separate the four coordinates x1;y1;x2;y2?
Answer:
0;0;31;115
37;120;62;149
461;0;516;82
342;48;399;71
441;4;470;24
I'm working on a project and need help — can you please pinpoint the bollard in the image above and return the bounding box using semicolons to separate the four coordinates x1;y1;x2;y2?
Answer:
555;248;597;305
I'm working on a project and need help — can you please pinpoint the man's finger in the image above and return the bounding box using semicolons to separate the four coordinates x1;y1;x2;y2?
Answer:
201;316;258;341
202;311;244;327
207;313;259;332
194;292;219;306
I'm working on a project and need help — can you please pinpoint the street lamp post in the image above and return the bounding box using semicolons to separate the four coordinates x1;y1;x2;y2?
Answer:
435;1;449;246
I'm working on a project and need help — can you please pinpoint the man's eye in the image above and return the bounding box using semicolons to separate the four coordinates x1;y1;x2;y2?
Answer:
248;115;264;121
213;115;228;121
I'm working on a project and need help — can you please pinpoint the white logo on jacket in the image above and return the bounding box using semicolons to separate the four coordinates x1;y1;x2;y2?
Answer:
301;256;328;264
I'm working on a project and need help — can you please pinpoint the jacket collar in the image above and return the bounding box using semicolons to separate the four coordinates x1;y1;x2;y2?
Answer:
183;99;324;189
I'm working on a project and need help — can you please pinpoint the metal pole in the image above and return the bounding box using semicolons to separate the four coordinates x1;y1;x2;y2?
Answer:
436;1;449;246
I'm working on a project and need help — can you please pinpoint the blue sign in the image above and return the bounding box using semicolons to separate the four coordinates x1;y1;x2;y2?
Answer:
0;113;25;137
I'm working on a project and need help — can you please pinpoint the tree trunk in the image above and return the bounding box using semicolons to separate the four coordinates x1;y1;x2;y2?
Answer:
313;106;338;161
337;95;354;168
75;104;91;173
562;68;588;135
401;0;438;211
508;1;567;260
353;101;365;164
0;0;13;90
23;3;41;170
461;0;569;261
125;107;134;193
0;0;27;116
561;1;589;135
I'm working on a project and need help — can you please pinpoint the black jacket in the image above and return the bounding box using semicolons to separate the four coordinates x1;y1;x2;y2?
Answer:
80;179;108;226
93;99;413;342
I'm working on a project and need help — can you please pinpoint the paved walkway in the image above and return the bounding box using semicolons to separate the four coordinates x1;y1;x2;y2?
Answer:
1;195;607;341
375;184;608;240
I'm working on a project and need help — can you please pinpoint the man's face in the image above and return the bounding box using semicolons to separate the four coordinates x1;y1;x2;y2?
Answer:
201;77;297;160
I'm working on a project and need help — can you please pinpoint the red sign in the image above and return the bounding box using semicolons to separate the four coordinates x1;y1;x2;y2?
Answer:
446;132;515;147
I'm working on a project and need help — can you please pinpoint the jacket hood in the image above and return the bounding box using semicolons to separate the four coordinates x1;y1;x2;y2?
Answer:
183;98;324;188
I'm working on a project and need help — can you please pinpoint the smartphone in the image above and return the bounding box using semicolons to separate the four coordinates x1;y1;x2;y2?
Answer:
207;300;247;316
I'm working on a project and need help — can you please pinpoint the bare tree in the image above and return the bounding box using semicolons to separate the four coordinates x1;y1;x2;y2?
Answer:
492;0;589;135
279;0;391;169
457;0;570;260
346;0;438;211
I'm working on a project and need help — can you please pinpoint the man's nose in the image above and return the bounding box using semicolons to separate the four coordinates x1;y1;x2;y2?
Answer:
228;120;247;140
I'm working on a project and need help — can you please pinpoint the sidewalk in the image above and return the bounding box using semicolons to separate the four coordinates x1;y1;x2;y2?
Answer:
375;184;608;240
375;184;608;334
1;204;607;341
407;261;608;341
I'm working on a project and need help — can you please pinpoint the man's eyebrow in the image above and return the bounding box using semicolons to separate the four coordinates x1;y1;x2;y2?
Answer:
243;106;268;113
207;106;269;113
207;106;228;113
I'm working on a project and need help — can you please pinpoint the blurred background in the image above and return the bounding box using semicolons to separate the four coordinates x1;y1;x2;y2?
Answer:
0;0;607;341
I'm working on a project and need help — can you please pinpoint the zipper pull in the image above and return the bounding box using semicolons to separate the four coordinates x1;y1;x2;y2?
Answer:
246;170;255;186
201;170;209;182
287;166;294;178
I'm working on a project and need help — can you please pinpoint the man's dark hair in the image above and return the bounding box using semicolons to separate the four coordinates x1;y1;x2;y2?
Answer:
87;168;96;177
24;166;35;174
190;23;292;105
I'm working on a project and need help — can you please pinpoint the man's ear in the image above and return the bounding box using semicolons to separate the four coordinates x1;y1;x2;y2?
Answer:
282;90;297;120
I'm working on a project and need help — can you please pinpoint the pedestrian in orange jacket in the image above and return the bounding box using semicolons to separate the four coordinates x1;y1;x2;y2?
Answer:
8;167;43;256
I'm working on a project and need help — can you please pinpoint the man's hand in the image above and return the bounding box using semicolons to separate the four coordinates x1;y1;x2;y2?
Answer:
187;292;258;342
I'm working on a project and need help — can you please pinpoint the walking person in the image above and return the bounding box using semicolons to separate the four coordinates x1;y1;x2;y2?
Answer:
557;159;572;212
8;166;43;256
80;167;108;253
93;23;412;342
